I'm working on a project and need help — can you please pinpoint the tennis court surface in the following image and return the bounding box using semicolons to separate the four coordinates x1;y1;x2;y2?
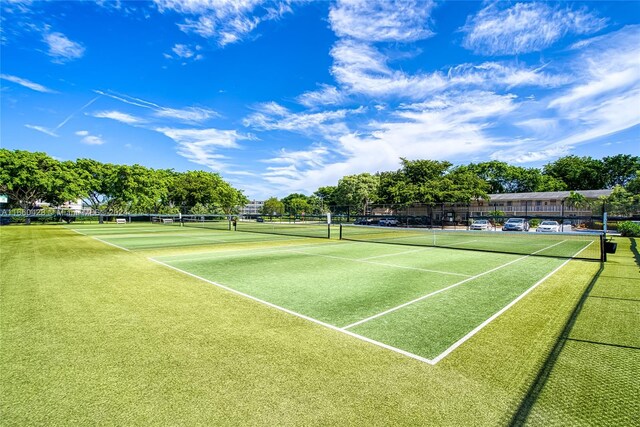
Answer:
68;222;600;363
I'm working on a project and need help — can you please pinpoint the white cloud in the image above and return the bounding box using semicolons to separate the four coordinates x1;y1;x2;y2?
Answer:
329;40;565;100
243;102;368;147
168;43;204;61
330;40;448;98
329;0;436;43
261;92;518;194
44;31;85;62
297;85;345;108
156;127;251;170
243;102;360;136
25;124;58;137
462;3;606;55
155;106;218;122
95;90;218;123
0;73;56;93
493;27;640;164
448;62;569;89
92;110;143;124
154;0;293;47
549;26;640;110
75;130;105;145
263;146;329;168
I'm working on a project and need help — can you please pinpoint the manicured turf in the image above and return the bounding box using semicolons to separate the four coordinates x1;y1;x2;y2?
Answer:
523;237;640;426
340;225;602;261
1;224;635;425
154;242;569;361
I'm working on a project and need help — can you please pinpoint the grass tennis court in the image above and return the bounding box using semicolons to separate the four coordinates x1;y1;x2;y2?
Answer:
69;222;591;363
2;223;637;425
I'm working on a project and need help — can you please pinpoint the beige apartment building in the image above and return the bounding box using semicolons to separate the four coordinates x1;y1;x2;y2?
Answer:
468;189;613;218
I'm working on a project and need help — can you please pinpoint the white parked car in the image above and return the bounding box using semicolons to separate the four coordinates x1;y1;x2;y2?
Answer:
379;217;398;226
536;220;561;232
470;219;491;230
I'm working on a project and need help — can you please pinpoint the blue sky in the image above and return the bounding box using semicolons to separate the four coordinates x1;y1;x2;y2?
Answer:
1;0;639;199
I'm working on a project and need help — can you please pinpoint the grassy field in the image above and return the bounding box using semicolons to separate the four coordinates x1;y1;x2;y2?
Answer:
521;237;640;426
0;224;636;425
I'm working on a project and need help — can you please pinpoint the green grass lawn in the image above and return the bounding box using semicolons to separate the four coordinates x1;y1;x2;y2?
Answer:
0;225;633;425
522;237;640;426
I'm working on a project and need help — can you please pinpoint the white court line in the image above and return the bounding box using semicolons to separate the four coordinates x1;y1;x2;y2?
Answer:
286;249;471;278
148;257;436;365
341;240;568;330
71;227;587;364
359;247;430;261
429;240;594;363
156;241;354;263
66;227;131;252
440;239;478;247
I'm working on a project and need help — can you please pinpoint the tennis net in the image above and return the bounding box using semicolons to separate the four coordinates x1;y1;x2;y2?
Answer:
235;220;331;239
339;224;603;261
181;216;232;231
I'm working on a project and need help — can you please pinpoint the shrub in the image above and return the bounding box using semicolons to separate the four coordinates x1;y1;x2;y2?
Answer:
617;221;640;237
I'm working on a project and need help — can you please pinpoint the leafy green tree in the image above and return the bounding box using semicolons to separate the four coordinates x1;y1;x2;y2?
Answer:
281;193;311;216
46;160;86;208
189;203;210;215
602;185;639;216
314;186;338;212
215;185;248;215
106;165;171;213
377;159;487;205
565;191;589;210
335;173;379;213
170;170;230;213
543;155;605;190
457;161;565;193
442;168;490;202
625;171;640;195
75;159;116;211
602;155;640;188
0;150;84;210
261;197;285;216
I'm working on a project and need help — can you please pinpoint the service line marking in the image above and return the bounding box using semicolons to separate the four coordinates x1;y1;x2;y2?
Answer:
66;227;131;252
429;240;594;363
155;241;356;263
341;240;568;330
286;249;471;278
148;257;437;366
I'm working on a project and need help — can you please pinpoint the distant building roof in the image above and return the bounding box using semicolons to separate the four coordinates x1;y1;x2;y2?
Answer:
485;189;613;201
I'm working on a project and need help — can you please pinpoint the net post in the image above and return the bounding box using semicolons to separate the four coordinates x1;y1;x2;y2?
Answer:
600;233;606;262
327;223;331;239
339;224;343;240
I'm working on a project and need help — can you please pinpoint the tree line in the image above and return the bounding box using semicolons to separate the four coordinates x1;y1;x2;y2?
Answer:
1;149;638;216
264;156;640;216
0;149;248;214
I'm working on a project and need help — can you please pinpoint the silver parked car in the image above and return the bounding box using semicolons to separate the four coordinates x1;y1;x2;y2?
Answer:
470;219;491;230
536;220;560;232
502;218;530;232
